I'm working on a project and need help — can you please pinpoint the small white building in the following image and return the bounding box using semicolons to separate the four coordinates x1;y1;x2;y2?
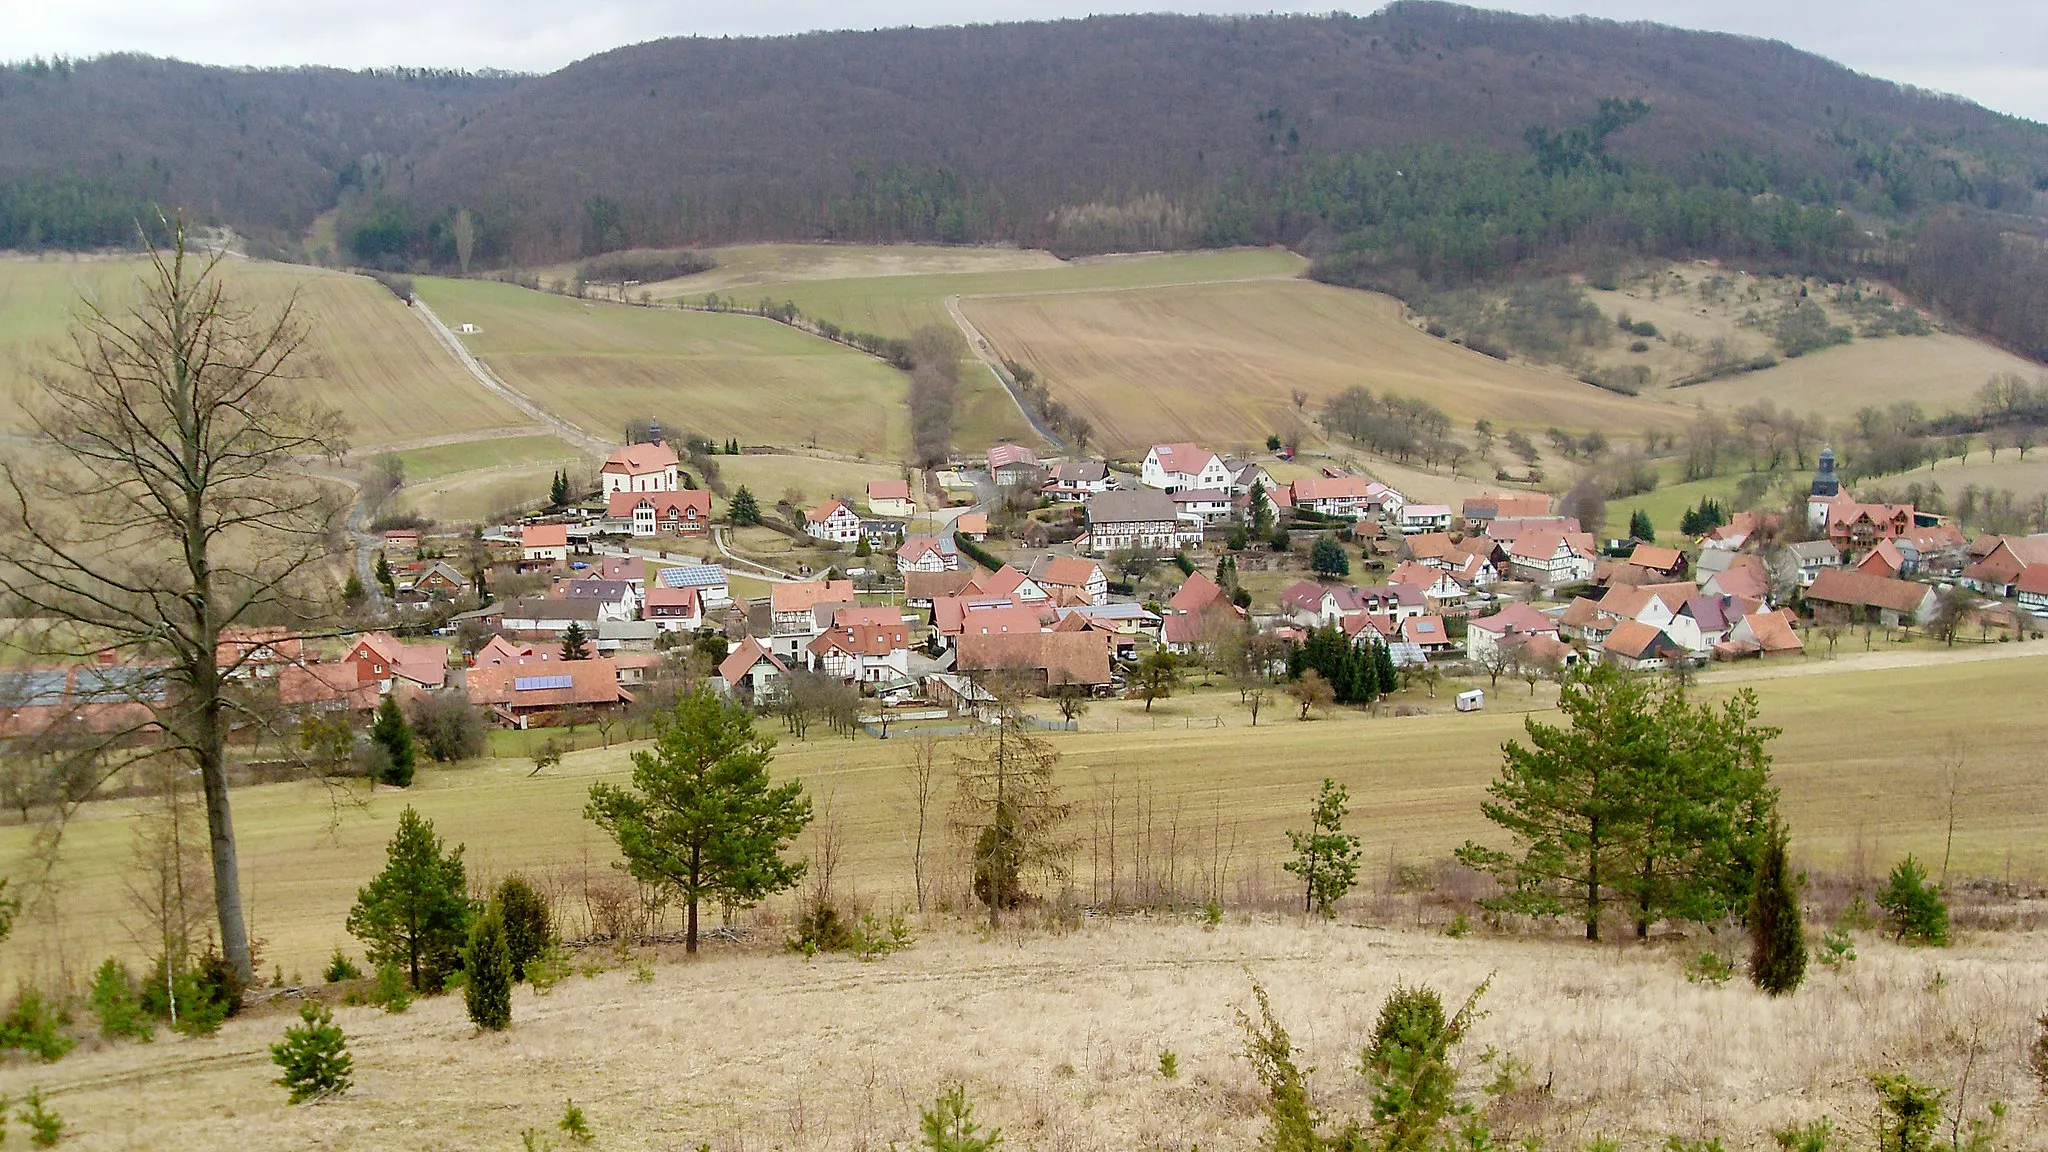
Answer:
1455;689;1485;712
802;499;863;544
1397;504;1455;535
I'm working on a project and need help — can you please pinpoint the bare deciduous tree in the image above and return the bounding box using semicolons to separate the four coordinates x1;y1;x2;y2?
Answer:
0;224;347;985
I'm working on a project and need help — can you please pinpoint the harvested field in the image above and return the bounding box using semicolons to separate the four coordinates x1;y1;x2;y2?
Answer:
715;453;912;509
964;279;1679;454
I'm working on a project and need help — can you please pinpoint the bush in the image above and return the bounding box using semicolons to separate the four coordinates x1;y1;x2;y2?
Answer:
354;961;412;1014
1748;820;1806;997
139;958;231;1036
370;695;417;787
408;695;487;763
323;949;362;984
1870;1072;1943;1152
1876;855;1950;945
464;908;513;1031
0;987;74;1061
560;1099;595;1143
494;875;554;983
270;1001;353;1104
88;958;154;1042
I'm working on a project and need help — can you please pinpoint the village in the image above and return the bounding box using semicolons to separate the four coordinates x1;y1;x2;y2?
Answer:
14;419;2028;748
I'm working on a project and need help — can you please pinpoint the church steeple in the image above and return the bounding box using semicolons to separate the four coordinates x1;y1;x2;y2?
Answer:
1809;446;1840;499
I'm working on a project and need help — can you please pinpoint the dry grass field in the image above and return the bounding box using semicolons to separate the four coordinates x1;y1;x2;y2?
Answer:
0;256;525;446
1870;451;2048;502
376;434;591;483
413;278;914;457
625;242;1069;296
393;463;569;524
963;279;1680;453
4;916;2041;1151
6;647;2047;992
715;453;914;510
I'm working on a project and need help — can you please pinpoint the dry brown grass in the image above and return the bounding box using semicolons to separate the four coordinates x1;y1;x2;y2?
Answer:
962;280;1678;454
2;916;2042;1151
0;256;528;446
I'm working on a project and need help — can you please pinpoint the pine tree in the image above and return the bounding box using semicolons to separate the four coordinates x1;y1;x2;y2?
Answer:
728;485;763;527
585;687;812;953
463;906;513;1031
493;874;553;982
343;571;366;604
560;620;591;660
1877;855;1950;945
550;469;570;507
1284;778;1361;917
1374;643;1400;699
1249;480;1275;536
1311;537;1350;580
370;694;416;787
270;1001;353;1103
374;551;395;596
1629;509;1655;542
346;806;472;990
1748;817;1806;996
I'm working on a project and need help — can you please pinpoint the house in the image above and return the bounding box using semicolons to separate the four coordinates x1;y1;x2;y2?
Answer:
1722;610;1804;659
1225;459;1274;497
867;479;916;518
1465;603;1562;662
1894;525;1969;577
1400;533;1461;567
467;659;630;727
1484;516;1582;547
215;627;304;680
905;567;987;608
1397;504;1455;535
595;620;659;655
1959;534;2048;595
1804;568;1937;627
1388;561;1467;612
860;518;907;544
1290;475;1374;519
655;564;731;611
953;512;990;540
988;444;1043;488
806;606;913;683
1029;555;1109;606
1824;500;1917;552
1083;489;1192;555
1558;597;1617;646
612;651;662;686
1276;582;1425;628
1701;511;1778;551
382;529;422;558
1140;443;1231;493
1045;460;1114;503
1594;582;1694;630
1162;603;1241;655
559;578;642;622
2015;567;2048;614
600;441;681;495
956;630;1113;693
1602;620;1686;671
1790;540;1843;587
521;524;569;565
341;633;449;694
933;599;1046;647
1461;492;1552;526
498;595;603;636
606;489;713;537
897;535;960;573
715;639;787;703
768;579;858;660
1171;488;1234;524
1623;544;1689;582
1445;550;1499;589
1169;571;1230;617
980;565;1050;605
1701;563;1771;604
277;663;380;713
409;562;471;598
802;499;863;544
1856;540;1907;580
1667;595;1748;655
1504;531;1597;586
1401;615;1456;656
472;636;540;667
642;585;704;633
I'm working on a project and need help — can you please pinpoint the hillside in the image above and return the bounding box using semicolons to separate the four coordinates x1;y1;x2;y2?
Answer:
0;257;529;445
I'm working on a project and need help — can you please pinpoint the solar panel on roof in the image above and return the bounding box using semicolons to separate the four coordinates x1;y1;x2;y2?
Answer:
514;675;574;692
658;564;725;588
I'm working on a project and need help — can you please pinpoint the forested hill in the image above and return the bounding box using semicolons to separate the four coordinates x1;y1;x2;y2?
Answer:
2;5;2045;356
399;4;2047;260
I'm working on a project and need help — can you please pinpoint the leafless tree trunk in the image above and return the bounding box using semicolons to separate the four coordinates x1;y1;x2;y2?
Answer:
903;738;939;913
0;222;347;986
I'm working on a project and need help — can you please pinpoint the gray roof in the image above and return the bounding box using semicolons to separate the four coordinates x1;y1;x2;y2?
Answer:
502;596;602;621
1054;604;1160;624
1791;541;1840;564
562;579;637;600
1085;488;1177;525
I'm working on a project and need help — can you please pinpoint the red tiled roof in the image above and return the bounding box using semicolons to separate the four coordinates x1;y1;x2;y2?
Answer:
770;579;857;614
1806;568;1933;614
522;524;568;549
717;639;786;685
606;489;712;520
956;630;1111;686
467;659;628;708
1169;571;1226;615
867;479;912;501
601;442;680;475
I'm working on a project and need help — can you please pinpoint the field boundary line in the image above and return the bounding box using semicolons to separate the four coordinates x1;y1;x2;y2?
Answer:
944;294;1063;451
